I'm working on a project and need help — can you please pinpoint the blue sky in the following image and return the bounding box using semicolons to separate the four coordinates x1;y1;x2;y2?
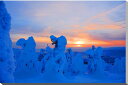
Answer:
4;1;126;48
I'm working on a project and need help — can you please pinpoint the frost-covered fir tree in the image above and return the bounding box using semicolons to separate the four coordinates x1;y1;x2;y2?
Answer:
0;1;15;83
71;52;85;75
84;45;97;73
50;35;67;73
38;44;53;73
94;47;106;75
42;35;68;82
85;46;105;74
64;48;74;77
111;57;125;74
15;36;38;73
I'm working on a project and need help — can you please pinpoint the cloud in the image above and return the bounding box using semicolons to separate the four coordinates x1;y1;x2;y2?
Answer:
5;1;126;48
63;3;126;41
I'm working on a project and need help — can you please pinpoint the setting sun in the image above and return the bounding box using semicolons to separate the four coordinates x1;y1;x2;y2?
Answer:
75;41;85;45
73;41;85;47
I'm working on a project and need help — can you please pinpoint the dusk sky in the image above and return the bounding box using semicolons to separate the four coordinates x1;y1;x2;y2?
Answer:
5;1;126;48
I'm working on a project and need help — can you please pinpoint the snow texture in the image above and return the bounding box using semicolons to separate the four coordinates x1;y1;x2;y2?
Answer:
15;36;39;73
0;2;125;82
12;35;125;83
0;1;15;83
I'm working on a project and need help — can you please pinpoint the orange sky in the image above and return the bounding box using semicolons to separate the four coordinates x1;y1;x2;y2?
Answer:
66;40;125;48
7;1;126;48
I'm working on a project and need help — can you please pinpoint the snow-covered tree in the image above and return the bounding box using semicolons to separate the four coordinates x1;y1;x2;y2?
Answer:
84;46;105;74
0;1;15;83
16;38;26;49
63;48;74;76
41;35;67;81
94;47;106;74
71;53;85;75
112;57;125;74
38;44;53;73
15;36;37;73
50;35;67;73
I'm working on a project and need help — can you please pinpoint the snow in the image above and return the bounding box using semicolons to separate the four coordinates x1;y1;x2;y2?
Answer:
15;36;39;74
0;1;15;83
12;36;125;83
0;1;126;83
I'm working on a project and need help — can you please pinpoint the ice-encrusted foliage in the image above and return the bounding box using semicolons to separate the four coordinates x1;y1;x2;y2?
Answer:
0;1;15;83
84;46;105;74
15;36;38;73
12;35;125;83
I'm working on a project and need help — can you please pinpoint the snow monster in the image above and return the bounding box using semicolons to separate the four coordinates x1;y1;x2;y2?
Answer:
16;36;37;73
0;1;15;83
50;35;67;74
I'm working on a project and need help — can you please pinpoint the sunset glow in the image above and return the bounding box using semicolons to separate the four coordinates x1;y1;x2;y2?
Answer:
5;1;126;48
74;41;85;45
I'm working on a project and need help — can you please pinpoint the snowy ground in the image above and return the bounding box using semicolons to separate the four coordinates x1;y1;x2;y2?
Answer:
13;47;125;83
0;1;126;83
13;60;125;83
14;71;125;83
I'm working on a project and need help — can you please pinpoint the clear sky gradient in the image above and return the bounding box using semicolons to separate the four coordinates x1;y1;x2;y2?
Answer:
5;1;126;48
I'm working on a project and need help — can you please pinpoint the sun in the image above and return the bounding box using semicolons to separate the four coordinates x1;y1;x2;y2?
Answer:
76;44;82;47
75;41;85;45
74;41;85;47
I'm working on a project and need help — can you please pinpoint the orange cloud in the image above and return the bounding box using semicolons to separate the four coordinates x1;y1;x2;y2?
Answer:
67;40;125;48
82;23;124;30
34;37;50;43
